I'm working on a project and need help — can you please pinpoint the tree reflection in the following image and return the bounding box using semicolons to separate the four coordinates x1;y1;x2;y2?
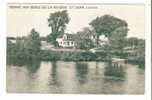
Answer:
95;62;99;75
104;61;125;79
49;62;59;86
76;62;88;84
7;58;27;66
26;60;41;73
7;58;41;73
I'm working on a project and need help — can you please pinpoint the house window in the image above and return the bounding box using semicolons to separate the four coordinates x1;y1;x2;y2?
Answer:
63;35;67;39
67;41;69;45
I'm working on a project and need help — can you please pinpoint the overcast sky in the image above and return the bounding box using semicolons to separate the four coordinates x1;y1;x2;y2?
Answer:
7;4;145;39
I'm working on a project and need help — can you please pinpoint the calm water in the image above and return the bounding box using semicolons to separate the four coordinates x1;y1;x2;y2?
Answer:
7;61;145;94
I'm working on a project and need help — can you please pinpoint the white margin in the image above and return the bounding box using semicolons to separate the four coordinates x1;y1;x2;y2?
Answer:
0;0;151;100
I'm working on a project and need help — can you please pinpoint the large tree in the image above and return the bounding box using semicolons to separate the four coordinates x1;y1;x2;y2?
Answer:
89;14;128;46
109;26;128;54
47;10;70;45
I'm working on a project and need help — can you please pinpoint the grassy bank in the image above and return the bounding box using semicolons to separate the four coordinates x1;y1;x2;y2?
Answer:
38;50;108;61
125;58;145;69
7;50;145;69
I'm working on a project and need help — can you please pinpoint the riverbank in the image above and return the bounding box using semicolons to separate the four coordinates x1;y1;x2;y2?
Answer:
125;59;145;69
7;50;144;69
38;50;108;61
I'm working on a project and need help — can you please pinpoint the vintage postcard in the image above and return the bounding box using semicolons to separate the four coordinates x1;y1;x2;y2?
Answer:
7;3;145;94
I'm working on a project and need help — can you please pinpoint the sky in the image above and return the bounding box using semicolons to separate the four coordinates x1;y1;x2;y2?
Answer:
7;4;145;39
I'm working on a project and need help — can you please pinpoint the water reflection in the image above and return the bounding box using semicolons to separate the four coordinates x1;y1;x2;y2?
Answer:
76;62;88;84
26;60;41;73
48;62;62;93
49;62;58;85
95;62;100;75
7;61;144;94
104;62;125;80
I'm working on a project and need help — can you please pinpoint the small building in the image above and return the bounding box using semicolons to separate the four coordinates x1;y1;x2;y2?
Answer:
56;33;76;48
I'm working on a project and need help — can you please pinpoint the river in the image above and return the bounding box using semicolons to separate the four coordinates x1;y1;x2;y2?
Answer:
6;61;144;94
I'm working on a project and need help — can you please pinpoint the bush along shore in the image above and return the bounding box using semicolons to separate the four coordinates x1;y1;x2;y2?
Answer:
7;50;108;62
38;50;108;61
7;49;144;69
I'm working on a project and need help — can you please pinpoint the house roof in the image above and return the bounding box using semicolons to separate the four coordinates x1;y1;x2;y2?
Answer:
57;33;77;41
66;33;76;40
56;33;65;38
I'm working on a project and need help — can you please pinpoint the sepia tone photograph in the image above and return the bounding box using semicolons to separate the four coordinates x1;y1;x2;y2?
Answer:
7;3;145;94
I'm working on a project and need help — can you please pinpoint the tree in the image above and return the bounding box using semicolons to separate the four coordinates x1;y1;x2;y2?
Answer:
7;29;41;64
7;39;15;54
13;37;26;60
47;10;70;45
78;27;96;38
76;39;95;50
109;27;128;54
75;27;95;50
89;14;128;46
24;28;41;59
126;37;140;48
136;39;145;68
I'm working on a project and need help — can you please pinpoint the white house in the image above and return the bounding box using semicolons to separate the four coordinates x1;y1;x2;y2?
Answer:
56;33;108;48
56;33;76;48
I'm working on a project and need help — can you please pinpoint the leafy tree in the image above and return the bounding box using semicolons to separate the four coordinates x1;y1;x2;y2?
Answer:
109;27;128;54
137;39;145;48
46;33;60;46
7;39;15;54
137;39;145;68
47;10;70;45
7;29;41;61
89;14;128;46
75;27;95;50
126;37;141;48
76;39;95;50
78;27;96;38
24;28;41;59
13;37;26;60
125;38;145;68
